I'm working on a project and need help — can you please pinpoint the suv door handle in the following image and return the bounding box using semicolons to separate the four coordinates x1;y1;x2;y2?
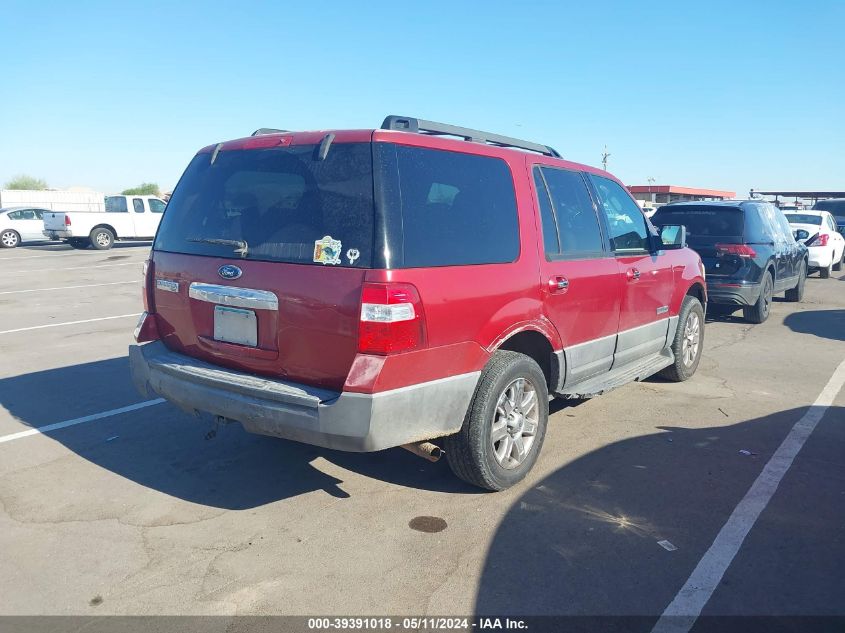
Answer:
548;276;569;293
626;268;641;281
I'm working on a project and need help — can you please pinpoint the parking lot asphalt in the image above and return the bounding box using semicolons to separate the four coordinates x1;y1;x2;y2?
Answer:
0;242;843;627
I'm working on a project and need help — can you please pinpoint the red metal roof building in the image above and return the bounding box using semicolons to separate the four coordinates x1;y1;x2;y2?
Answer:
628;185;736;205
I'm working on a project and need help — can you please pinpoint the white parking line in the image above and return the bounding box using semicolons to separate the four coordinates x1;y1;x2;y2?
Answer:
0;281;137;295
0;313;141;335
6;261;142;274
651;357;845;633
0;399;165;445
0;251;151;261
0;253;119;261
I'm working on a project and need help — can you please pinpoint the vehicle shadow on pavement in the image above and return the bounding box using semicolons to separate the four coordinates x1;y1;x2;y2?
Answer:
474;405;844;624
784;309;845;342
0;356;484;508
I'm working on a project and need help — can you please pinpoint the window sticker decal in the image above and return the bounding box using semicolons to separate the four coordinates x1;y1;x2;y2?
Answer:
346;248;360;265
313;235;342;265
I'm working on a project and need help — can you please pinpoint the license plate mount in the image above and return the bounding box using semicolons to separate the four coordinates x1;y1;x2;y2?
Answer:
213;305;257;347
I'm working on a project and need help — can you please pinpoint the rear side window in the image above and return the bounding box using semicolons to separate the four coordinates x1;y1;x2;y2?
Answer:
378;145;519;268
652;206;744;237
155;143;375;267
106;197;128;213
771;207;796;244
784;213;822;226
133;198;145;213
590;174;649;252
535;167;604;259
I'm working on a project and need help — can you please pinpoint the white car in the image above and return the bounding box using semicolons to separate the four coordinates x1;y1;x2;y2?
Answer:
785;210;845;278
0;207;52;248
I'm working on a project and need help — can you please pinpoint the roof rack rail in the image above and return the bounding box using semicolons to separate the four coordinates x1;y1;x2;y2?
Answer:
251;128;289;136
381;115;560;158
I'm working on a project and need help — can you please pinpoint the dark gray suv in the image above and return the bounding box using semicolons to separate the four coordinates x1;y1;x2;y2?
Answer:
651;200;808;323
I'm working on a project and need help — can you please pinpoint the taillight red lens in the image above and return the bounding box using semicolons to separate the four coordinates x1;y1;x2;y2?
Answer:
134;311;160;343
716;243;756;258
142;259;155;313
358;282;426;355
64;215;71;226
812;233;830;247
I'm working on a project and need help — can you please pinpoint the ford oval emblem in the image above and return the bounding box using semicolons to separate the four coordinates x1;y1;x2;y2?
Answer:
218;264;242;280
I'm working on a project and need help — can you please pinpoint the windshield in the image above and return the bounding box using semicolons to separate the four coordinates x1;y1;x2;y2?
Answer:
154;143;375;267
651;206;744;237
784;213;822;225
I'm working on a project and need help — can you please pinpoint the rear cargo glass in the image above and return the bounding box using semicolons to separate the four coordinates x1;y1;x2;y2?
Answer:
377;144;519;268
813;200;845;214
784;213;822;225
651;206;744;237
155;143;374;267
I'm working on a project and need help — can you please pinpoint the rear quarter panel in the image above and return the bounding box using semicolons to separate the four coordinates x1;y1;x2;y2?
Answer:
354;143;549;392
667;247;707;314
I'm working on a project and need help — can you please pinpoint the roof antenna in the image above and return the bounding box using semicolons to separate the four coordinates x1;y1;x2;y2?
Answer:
601;145;611;171
316;133;335;161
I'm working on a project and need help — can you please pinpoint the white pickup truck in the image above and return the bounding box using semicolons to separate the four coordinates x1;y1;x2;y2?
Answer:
43;195;166;249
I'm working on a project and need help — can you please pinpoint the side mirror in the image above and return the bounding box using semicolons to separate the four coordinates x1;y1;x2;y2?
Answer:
794;229;809;241
658;224;687;249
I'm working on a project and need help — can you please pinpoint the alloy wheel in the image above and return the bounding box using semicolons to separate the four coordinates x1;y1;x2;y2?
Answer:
1;231;18;247
762;276;773;317
682;311;701;367
491;377;539;469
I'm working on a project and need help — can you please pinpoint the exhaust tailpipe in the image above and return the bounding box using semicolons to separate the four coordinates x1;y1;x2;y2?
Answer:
401;441;443;462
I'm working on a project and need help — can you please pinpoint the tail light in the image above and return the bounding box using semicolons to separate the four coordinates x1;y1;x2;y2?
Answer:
134;312;160;343
716;243;756;258
809;233;829;247
142;259;155;313
358;282;426;355
136;259;160;343
64;215;71;226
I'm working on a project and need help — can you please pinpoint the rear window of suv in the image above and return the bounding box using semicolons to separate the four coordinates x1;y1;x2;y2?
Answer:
651;205;744;237
157;141;519;270
155;143;375;267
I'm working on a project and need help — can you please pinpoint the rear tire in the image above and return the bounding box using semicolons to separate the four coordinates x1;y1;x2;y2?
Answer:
444;351;549;491
820;261;831;279
1;229;20;248
743;271;773;324
89;227;114;250
785;260;806;302
660;295;704;382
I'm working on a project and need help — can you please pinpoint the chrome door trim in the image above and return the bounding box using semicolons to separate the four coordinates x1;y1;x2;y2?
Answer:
188;283;279;311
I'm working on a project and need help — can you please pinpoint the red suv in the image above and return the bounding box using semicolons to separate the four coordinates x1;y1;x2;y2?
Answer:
130;116;706;491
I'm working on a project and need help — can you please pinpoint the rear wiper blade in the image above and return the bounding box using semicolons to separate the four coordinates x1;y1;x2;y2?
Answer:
187;237;249;258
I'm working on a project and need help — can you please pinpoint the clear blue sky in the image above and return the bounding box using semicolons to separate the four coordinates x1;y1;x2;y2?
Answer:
1;0;842;197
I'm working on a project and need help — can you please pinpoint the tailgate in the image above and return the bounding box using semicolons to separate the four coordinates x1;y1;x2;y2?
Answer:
687;236;744;277
148;138;377;392
44;212;68;231
151;253;365;391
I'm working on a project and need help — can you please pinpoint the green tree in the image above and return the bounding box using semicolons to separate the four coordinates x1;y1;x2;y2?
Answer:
121;183;160;196
4;174;48;190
